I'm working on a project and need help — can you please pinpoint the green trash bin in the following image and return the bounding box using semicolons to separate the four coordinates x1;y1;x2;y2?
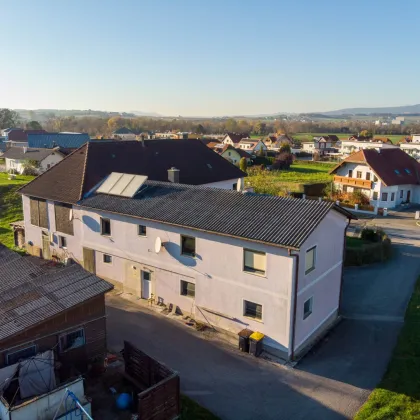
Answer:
249;331;264;357
238;328;254;353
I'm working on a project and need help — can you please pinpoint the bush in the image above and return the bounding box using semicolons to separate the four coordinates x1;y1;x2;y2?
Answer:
272;152;294;170
361;227;380;242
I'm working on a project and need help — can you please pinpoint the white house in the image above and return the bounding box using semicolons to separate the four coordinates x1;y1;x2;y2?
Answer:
222;132;250;146
237;139;267;155
340;138;397;157
2;147;65;174
19;157;352;361
400;134;420;159
330;148;420;208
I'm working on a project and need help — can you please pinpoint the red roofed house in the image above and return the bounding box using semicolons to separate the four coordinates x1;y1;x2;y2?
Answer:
330;148;420;208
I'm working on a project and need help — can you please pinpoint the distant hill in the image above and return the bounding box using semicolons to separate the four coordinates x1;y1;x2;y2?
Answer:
322;104;420;116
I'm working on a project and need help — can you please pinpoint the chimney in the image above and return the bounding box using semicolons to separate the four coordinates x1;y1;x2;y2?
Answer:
140;134;145;148
168;167;180;183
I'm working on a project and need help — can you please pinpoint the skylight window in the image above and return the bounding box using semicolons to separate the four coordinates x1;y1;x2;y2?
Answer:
394;170;401;175
207;164;212;169
405;168;411;174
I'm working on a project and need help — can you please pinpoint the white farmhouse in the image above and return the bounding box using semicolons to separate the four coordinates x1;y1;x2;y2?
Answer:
330;148;420;208
19;145;352;361
2;147;66;174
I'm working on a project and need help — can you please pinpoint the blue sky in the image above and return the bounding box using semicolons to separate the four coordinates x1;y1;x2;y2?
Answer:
1;0;418;116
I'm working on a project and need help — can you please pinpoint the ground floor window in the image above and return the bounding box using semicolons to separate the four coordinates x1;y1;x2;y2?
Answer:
244;300;262;320
6;345;37;365
59;236;67;248
180;280;195;297
303;297;313;319
103;254;112;264
59;328;85;352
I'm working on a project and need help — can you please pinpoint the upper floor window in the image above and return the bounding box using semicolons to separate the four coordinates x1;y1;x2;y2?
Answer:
305;246;316;274
6;345;37;365
356;171;362;179
55;203;74;235
382;192;388;201
243;249;266;275
29;197;48;229
181;235;196;257
59;328;85;353
366;172;371;181
348;169;353;178
138;225;147;236
373;175;378;182
100;217;111;236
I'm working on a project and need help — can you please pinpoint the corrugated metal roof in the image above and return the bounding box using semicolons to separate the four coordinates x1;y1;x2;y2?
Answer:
81;181;345;249
27;133;90;148
0;246;113;342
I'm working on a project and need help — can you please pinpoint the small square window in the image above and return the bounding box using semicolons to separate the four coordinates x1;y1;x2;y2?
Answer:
382;192;388;201
243;249;266;275
405;168;411;174
233;183;238;190
59;236;67;248
100;218;111;236
138;225;147;236
103;254;112;264
181;235;196;257
59;328;85;352
303;297;313;319
305;246;316;274
244;300;262;320
180;280;195;297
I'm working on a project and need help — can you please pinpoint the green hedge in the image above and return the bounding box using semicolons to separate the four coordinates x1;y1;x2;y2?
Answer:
251;156;275;166
345;231;392;266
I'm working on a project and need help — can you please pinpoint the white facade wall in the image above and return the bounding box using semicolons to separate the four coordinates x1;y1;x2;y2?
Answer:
5;153;64;174
221;149;242;165
400;143;420;159
340;141;397;156
302;143;315;153
204;178;244;190
412;134;420;143
22;194;348;357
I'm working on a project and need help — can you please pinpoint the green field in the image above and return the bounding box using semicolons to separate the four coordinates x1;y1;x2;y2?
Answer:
355;276;420;419
247;161;335;195
0;173;34;248
293;132;405;144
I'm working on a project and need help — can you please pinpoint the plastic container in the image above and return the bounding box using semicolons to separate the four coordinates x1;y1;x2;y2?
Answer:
238;328;254;353
249;331;265;357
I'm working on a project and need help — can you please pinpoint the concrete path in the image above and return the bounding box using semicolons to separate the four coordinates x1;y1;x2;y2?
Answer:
105;212;420;420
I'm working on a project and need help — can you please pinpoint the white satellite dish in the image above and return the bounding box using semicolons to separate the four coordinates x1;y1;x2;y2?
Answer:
69;208;73;221
154;237;162;253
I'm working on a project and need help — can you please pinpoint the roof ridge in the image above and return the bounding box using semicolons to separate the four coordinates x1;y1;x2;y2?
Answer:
79;141;90;201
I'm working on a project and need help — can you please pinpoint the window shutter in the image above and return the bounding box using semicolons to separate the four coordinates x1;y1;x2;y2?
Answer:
38;200;48;229
30;198;40;226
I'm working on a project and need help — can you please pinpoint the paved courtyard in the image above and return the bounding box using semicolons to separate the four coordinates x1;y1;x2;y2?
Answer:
106;211;420;419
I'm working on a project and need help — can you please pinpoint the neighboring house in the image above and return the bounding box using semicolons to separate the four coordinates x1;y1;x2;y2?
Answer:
340;138;397;157
400;134;420;159
263;135;293;150
19;175;352;360
312;136;339;156
237;139;267;155
113;127;137;140
219;144;251;165
4;128;47;142
330;148;420;208
2;147;66;174
301;142;315;154
0;244;113;370
222;132;250;146
26;132;90;148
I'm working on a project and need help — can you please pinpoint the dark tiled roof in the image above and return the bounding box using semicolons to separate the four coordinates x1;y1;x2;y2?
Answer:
330;148;420;186
0;245;113;342
2;147;64;161
80;181;350;249
27;133;90;148
19;140;246;204
7;129;47;141
113;127;133;134
224;132;250;143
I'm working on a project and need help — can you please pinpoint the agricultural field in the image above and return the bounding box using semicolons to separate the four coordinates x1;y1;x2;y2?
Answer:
0;173;34;248
292;132;406;144
246;160;335;195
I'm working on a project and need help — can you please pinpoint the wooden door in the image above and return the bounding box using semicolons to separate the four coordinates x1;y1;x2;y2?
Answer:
83;247;96;274
41;231;51;260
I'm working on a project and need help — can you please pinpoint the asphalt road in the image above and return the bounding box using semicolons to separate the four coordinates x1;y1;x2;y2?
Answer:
105;212;420;420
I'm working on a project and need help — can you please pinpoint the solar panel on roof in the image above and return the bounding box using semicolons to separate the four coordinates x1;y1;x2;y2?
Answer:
97;172;148;197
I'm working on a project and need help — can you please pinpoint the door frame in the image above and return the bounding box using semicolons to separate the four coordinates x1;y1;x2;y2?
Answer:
141;270;152;299
41;230;51;260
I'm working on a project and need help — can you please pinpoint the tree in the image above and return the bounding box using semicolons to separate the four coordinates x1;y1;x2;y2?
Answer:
0;108;20;129
107;116;124;132
279;142;291;154
25;120;43;130
239;157;247;172
359;129;372;138
21;159;41;175
272;152;293;170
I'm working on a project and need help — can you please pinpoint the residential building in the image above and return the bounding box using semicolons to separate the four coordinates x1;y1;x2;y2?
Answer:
330;148;420;208
400;134;420;159
0;244;113;370
222;132;250;146
19;169;352;360
237;139;267;155
340;138;397;157
263;134;293;151
301;142;315;154
392;116;405;125
218;144;251;165
2;147;66;174
112;127;137;140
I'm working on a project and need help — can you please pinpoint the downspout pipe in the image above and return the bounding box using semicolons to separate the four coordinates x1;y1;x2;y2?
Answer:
338;217;352;314
288;248;300;361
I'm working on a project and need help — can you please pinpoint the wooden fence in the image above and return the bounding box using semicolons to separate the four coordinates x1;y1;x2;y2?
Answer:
124;341;180;420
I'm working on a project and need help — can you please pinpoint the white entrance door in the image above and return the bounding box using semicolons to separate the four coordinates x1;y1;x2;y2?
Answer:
141;271;151;299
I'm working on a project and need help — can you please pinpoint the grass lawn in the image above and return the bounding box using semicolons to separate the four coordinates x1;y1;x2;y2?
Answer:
247;160;335;195
292;132;406;145
355;276;420;419
181;395;220;419
0;173;34;248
